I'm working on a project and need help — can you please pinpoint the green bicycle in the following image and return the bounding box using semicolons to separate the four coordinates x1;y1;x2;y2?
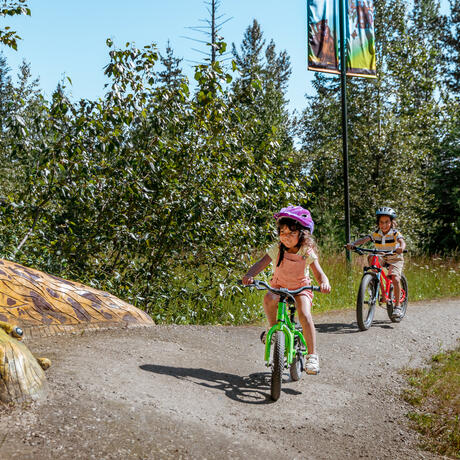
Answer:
242;279;320;401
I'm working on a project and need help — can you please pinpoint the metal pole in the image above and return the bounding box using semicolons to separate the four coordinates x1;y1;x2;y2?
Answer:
339;0;351;263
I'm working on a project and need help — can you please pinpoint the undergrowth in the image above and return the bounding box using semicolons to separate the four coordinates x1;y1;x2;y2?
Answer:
147;252;460;325
402;343;460;459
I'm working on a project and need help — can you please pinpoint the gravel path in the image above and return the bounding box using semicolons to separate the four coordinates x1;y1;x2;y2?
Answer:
1;298;458;459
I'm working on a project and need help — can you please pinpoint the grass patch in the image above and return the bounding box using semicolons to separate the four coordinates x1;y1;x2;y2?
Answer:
144;252;459;325
209;252;459;325
304;252;460;314
402;344;460;459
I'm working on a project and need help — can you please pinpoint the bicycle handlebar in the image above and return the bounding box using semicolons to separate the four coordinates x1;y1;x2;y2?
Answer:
346;246;407;255
239;279;321;297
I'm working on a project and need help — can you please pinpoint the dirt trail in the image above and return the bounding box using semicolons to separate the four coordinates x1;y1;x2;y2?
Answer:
0;298;458;460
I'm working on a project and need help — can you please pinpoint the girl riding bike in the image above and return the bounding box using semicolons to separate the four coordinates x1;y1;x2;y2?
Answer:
242;206;331;375
346;206;406;319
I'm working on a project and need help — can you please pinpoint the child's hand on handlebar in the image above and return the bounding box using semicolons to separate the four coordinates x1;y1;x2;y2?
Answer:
345;243;355;250
395;247;403;254
320;280;331;293
242;275;254;286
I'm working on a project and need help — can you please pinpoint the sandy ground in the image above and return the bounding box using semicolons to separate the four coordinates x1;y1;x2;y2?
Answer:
0;298;458;460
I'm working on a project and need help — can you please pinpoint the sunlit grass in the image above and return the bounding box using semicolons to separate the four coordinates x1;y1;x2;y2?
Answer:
404;254;460;300
145;252;459;325
224;252;460;323
402;343;460;458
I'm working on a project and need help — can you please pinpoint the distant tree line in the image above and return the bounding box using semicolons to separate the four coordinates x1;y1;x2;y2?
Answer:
0;0;458;322
298;0;459;252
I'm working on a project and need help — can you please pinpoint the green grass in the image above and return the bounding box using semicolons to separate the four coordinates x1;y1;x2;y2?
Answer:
296;252;460;314
224;252;460;324
145;252;459;325
402;344;460;459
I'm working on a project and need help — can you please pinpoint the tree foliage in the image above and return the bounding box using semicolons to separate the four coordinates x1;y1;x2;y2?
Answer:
0;0;30;50
297;0;457;252
0;3;458;325
0;34;304;322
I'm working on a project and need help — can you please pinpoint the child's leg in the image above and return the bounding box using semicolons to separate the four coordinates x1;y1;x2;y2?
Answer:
391;275;401;306
295;295;316;355
263;292;279;327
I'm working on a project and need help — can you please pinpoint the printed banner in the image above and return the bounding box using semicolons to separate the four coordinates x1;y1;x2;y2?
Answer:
346;0;376;77
307;0;376;78
307;0;340;74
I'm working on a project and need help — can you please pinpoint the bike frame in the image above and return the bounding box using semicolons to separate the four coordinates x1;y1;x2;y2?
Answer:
365;254;406;305
367;255;391;302
264;295;308;367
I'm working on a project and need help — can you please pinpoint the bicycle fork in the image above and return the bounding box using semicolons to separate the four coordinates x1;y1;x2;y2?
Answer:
364;269;382;306
264;301;308;367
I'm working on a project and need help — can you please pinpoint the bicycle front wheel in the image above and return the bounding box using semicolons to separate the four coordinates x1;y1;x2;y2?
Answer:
356;273;378;331
271;331;285;401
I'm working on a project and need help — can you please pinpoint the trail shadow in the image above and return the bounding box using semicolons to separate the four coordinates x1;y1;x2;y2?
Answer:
139;364;301;404
316;320;393;334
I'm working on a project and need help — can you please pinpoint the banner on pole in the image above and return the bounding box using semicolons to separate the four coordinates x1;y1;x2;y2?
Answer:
307;0;376;78
307;0;340;74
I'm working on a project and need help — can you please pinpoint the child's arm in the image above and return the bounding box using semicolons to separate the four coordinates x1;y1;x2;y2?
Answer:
395;236;406;254
346;235;371;249
310;260;331;294
242;254;272;285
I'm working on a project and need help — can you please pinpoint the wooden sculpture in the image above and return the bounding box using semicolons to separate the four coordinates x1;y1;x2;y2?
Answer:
0;258;154;403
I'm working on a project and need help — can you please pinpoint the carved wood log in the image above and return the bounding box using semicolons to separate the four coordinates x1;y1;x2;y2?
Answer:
0;258;154;403
0;328;46;403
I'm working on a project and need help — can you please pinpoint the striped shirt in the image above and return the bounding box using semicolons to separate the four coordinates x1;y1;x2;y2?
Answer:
369;228;404;252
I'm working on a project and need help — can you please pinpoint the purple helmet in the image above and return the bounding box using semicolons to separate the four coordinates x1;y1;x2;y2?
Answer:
274;206;314;234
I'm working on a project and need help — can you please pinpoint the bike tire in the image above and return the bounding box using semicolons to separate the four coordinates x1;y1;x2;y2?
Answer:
271;331;285;401
387;274;408;323
289;335;304;382
356;273;378;331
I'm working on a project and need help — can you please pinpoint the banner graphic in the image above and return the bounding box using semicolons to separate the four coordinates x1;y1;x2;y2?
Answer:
307;0;376;78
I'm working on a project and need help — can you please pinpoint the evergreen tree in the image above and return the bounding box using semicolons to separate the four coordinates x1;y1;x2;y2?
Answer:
231;20;303;220
439;0;460;94
424;0;460;252
158;42;184;89
0;53;12;131
297;0;446;248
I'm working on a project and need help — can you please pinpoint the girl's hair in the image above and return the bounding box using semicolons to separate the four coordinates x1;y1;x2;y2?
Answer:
276;217;317;267
376;215;398;229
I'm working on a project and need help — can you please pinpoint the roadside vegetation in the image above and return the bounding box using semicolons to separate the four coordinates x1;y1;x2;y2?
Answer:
403;344;460;459
0;0;459;324
160;251;460;326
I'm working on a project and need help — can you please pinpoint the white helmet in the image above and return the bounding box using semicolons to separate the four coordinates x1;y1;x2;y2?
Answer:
376;206;396;219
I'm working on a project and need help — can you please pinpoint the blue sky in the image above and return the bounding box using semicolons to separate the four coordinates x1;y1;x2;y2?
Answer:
1;0;452;115
2;0;314;114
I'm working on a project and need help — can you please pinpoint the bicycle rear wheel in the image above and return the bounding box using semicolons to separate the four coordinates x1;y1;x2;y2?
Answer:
356;273;378;331
387;274;408;322
271;331;285;401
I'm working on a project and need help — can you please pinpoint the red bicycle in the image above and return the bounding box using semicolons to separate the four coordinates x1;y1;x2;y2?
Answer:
350;247;408;331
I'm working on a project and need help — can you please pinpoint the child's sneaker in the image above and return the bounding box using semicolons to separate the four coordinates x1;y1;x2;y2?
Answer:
305;354;320;375
392;305;403;319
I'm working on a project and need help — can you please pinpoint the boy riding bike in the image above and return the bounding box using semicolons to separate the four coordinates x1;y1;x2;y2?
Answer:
346;206;406;319
242;206;331;375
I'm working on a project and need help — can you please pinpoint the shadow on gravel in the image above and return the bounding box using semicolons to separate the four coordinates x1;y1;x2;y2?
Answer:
139;364;301;404
316;320;393;334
